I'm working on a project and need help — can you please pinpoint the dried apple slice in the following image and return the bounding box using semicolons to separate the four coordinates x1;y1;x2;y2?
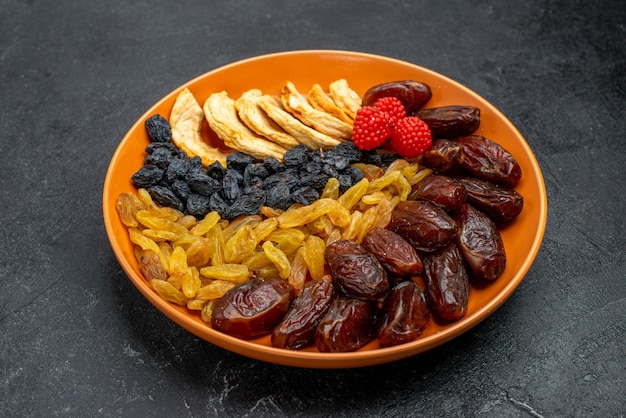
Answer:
169;88;228;167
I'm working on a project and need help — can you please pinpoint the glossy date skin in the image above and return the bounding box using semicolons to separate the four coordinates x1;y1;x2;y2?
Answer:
388;200;457;252
409;174;467;212
315;298;378;352
361;227;423;277
378;280;430;347
456;135;522;188
423;241;470;321
420;138;465;174
454;203;506;281
271;278;335;350
211;278;294;339
413;105;480;138
325;240;389;301
361;80;432;114
459;177;524;222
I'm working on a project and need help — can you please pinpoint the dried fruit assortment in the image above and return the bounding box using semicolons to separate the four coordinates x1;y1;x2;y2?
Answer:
116;76;525;353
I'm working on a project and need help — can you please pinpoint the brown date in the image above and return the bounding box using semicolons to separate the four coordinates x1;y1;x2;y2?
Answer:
378;280;430;348
315;298;378;352
388;200;457;252
325;240;389;301
459;177;524;222
454;203;506;281
361;80;432;113
423;241;470;321
211;278;294;339
361;227;423;277
413;105;480;138
271;278;335;350
409;174;467;212
456;135;522;188
420;138;465;174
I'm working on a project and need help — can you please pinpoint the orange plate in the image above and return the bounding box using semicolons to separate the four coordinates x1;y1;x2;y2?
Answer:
103;50;547;368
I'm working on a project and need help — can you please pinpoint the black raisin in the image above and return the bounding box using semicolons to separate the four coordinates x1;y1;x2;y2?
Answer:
305;161;323;174
148;186;184;212
244;163;269;183
165;158;189;183
300;173;329;189
380;152;403;168
186;194;211;218
337;174;354;193
145;114;172;143
206;161;227;181
186;171;220;196
361;151;383;166
322;164;339;178
226;152;256;171
292;186;320;206
145;142;178;155
266;183;292;211
222;170;242;203
209;193;230;218
263;156;284;173
171;180;192;202
342;166;365;183
145;148;173;170
333;141;362;162
283;144;309;167
188;156;203;172
264;171;300;190
132;165;164;188
229;188;266;219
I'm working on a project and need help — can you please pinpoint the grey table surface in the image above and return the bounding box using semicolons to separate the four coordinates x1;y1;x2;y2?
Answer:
1;0;625;416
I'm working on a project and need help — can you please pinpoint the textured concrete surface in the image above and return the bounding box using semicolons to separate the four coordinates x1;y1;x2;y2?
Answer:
1;0;624;416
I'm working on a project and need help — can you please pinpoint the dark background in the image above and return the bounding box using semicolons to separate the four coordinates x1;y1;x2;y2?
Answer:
1;0;624;416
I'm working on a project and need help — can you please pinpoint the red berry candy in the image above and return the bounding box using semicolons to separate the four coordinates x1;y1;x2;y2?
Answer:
390;116;433;158
352;106;393;151
373;97;406;125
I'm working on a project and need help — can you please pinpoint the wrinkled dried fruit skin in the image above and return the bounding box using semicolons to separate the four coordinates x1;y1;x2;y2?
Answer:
423;241;470;321
325;240;389;301
211;278;294;339
271;278;335;350
409;175;466;212
459;177;524;222
361;227;423;276
420;138;465;174
413;105;480;138
378;280;430;347
388;200;457;252
315;298;378;352
139;249;168;282
456;135;522;188
361;80;432;114
454;203;506;281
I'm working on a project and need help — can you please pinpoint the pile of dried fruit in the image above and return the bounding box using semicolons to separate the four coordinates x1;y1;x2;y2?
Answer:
116;78;524;352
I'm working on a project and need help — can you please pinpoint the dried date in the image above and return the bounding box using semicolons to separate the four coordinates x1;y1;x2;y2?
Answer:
271;278;335;350
420;138;465;174
315;298;378;352
459;177;523;222
211;278;294;339
413;105;480;138
362;80;432;113
423;241;470;321
456;135;522;188
361;227;423;277
454;203;506;281
409;174;466;212
378;280;430;347
325;240;389;301
388;200;457;252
